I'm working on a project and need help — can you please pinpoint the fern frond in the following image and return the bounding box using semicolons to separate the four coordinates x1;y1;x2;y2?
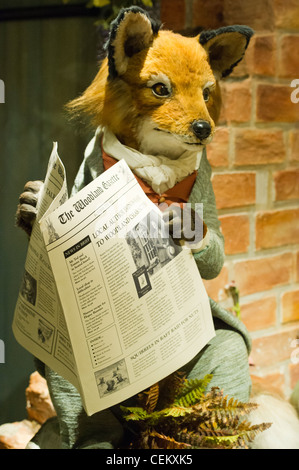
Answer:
147;430;191;450
210;397;259;424
223;395;258;415
120;373;272;450
198;421;235;436
201;420;272;449
174;429;209;448
177;427;247;449
178;374;213;399
235;420;272;442
190;389;259;425
175;375;213;408
162;405;193;418
138;383;160;413
201;434;244;449
158;371;187;408
120;406;150;421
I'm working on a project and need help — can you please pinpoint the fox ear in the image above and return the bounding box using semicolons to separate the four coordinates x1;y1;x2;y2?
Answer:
106;7;161;79
199;26;254;79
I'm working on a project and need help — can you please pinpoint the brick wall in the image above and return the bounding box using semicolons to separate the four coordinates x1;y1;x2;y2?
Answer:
160;0;299;398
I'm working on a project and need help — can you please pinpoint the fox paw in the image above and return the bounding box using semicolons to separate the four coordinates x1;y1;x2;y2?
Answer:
16;180;43;237
162;206;207;246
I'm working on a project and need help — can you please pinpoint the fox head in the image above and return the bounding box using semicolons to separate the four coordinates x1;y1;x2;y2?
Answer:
69;7;253;159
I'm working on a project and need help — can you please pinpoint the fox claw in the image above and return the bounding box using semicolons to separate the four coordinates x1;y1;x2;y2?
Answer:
16;180;43;236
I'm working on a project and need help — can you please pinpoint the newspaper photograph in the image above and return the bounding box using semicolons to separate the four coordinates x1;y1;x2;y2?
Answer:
13;145;215;416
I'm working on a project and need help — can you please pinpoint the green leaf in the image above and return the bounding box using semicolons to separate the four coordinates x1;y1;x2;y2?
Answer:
175;375;213;407
141;0;153;6
179;374;213;397
120;406;150;421
91;0;111;7
162;405;193;418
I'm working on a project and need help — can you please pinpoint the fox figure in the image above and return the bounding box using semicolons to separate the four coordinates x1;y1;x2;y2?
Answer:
16;7;299;449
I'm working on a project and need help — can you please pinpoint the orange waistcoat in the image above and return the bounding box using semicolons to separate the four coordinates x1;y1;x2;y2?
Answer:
102;149;197;209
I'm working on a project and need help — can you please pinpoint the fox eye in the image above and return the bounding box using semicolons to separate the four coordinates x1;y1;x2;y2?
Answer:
152;83;171;98
203;88;210;102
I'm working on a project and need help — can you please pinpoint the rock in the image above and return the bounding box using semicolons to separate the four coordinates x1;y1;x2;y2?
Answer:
0;372;56;449
25;371;56;424
0;420;40;449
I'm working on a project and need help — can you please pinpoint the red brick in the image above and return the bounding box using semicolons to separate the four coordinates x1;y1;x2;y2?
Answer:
234;253;293;295
256;84;299;123
160;0;186;31
229;54;249;78
206;127;229;168
203;265;229;301
234;129;286;166
279;35;299;78
274;168;299;201
241;296;277;332
282;290;299;323
192;0;224;29
212;172;256;209
250;324;299;367
290;130;299;163
219;214;250;255
273;0;299;30
246;34;276;76
223;0;274;31
219;79;252;124
256;209;299;250
251;372;285;397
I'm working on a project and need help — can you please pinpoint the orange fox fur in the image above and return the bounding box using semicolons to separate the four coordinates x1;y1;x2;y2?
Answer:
67;31;221;154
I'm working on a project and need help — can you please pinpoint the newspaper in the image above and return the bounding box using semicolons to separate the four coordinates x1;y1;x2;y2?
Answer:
13;143;215;416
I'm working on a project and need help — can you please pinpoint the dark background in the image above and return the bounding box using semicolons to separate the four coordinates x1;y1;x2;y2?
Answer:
0;0;100;424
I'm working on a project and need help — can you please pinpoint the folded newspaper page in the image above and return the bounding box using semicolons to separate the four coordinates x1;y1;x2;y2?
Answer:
13;143;80;390
13;143;215;416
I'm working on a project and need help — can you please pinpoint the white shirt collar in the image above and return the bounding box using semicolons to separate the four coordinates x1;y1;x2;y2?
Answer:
101;127;202;194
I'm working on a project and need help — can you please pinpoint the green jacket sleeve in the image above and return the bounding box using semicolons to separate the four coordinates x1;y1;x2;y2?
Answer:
189;148;225;280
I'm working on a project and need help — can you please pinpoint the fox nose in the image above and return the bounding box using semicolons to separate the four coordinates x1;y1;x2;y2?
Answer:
191;120;211;140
